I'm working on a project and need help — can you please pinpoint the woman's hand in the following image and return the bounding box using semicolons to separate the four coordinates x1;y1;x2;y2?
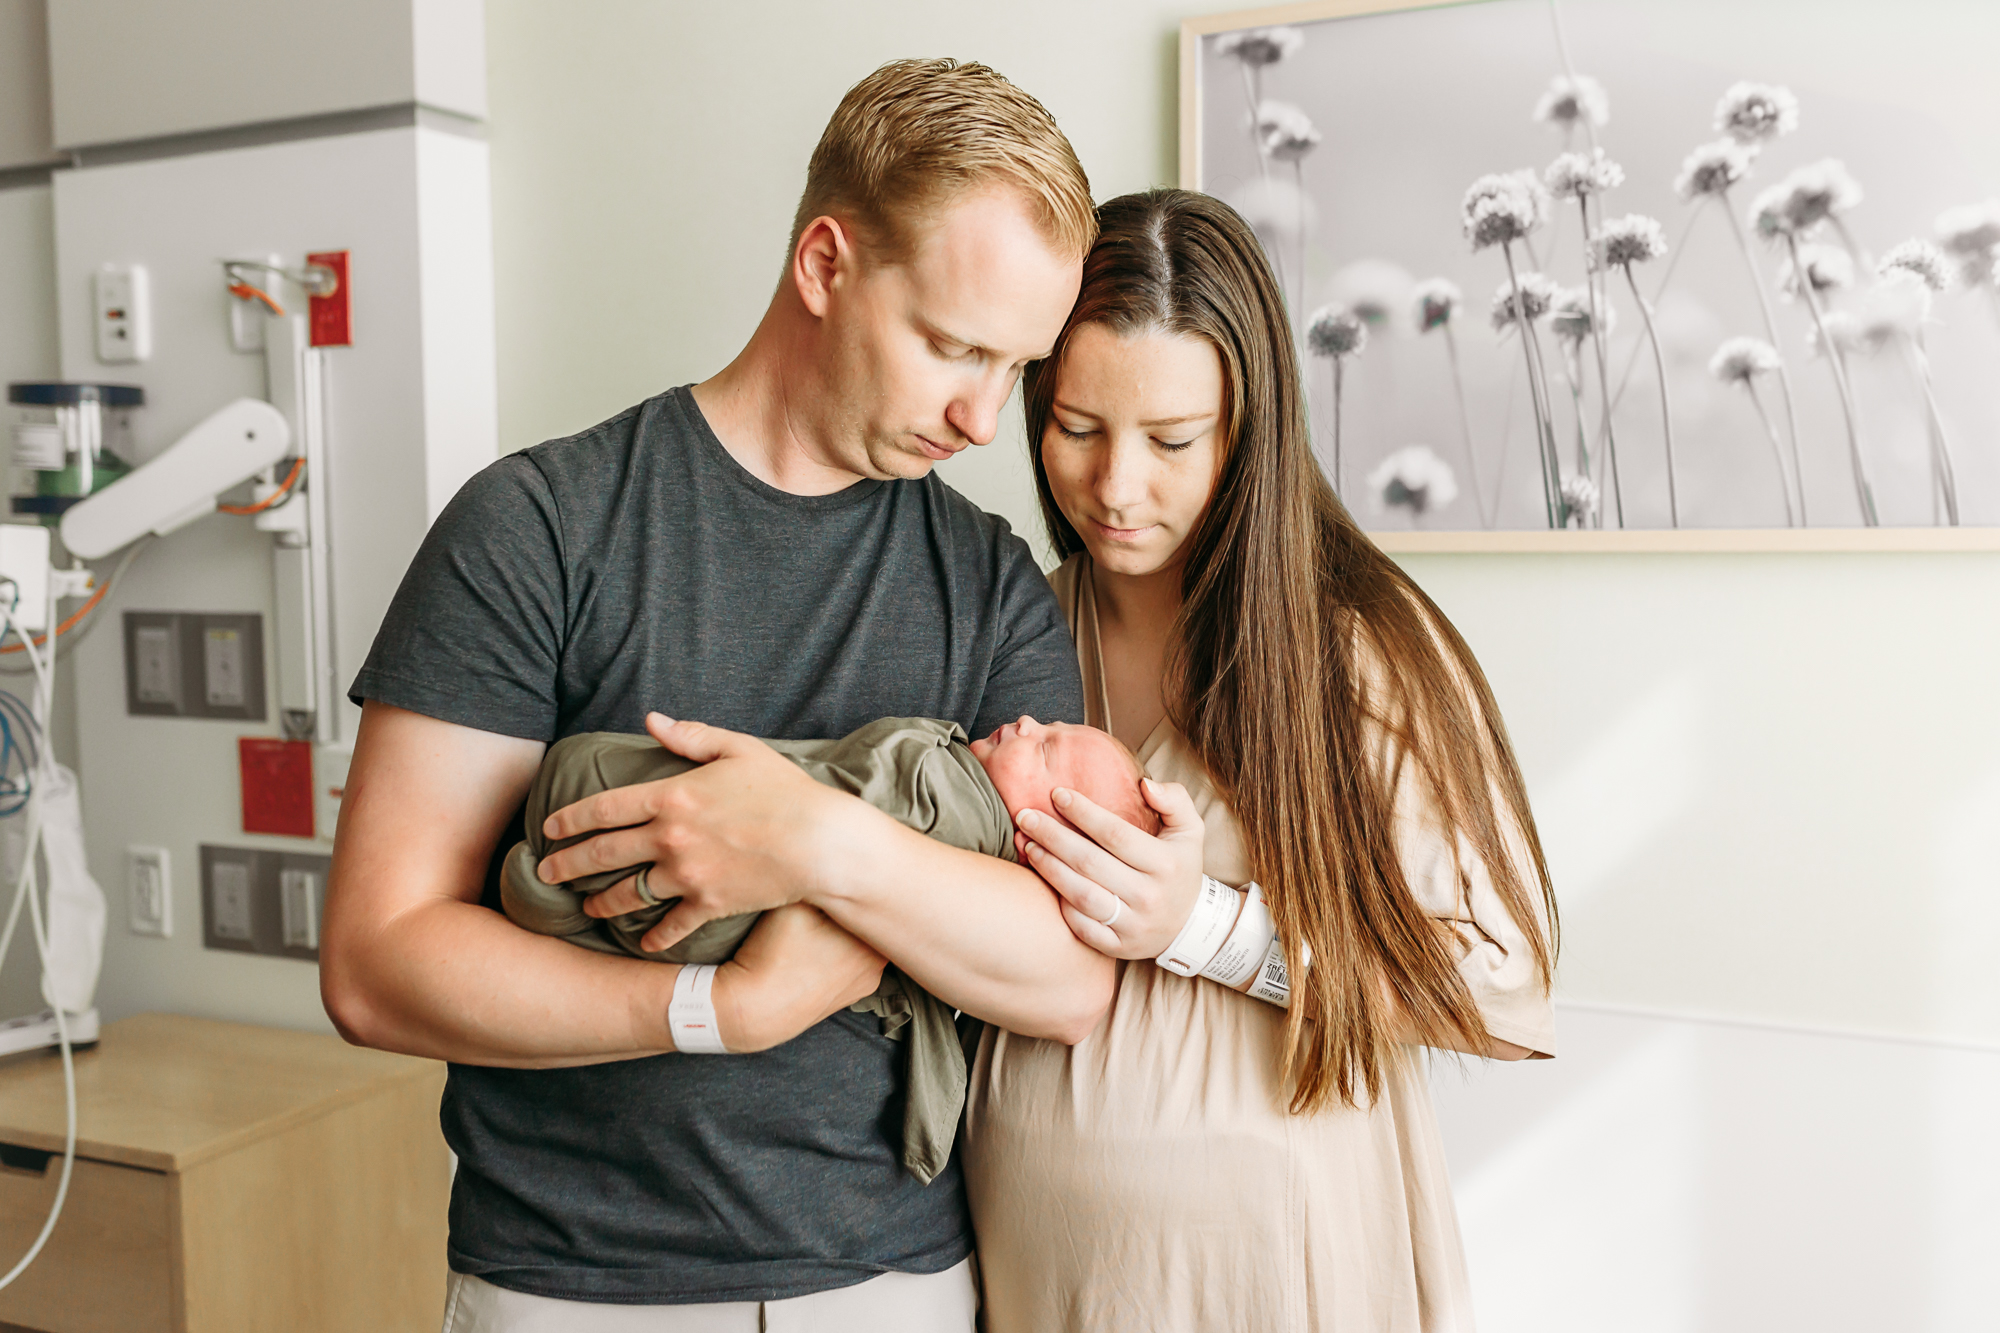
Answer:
1016;777;1206;960
541;713;853;952
711;904;886;1053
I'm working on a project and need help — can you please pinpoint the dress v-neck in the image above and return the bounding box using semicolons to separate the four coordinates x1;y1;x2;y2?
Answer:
1064;553;1173;768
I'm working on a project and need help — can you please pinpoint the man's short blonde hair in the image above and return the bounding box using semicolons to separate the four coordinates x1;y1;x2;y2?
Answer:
790;59;1096;265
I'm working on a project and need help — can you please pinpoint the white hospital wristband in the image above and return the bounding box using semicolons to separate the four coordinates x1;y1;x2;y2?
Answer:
1199;881;1274;989
1158;875;1241;977
1246;937;1291;1007
669;964;729;1054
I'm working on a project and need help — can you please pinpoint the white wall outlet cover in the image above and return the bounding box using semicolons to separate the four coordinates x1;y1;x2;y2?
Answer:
279;868;319;949
211;860;253;940
127;845;172;938
0;525;52;636
93;263;152;364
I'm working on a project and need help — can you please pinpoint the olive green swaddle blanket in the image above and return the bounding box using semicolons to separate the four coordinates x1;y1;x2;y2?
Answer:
501;717;1017;1185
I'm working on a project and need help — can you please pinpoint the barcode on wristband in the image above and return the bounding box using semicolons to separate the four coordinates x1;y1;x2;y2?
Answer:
1260;954;1287;990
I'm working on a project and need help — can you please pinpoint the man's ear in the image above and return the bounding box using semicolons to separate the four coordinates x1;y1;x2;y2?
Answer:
791;214;852;319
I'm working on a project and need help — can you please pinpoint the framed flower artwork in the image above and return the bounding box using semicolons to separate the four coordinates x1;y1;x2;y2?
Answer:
1181;0;2000;550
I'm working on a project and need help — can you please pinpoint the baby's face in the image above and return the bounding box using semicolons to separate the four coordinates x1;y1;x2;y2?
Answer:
968;716;1152;847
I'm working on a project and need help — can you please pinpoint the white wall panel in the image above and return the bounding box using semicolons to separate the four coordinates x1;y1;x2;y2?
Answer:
52;126;495;1029
0;0;54;169
1435;1005;2000;1332
47;0;484;148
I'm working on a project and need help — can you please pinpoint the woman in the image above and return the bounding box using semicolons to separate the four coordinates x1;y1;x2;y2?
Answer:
962;189;1559;1331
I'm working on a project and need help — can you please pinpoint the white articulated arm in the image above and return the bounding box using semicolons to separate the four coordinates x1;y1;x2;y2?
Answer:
58;398;291;560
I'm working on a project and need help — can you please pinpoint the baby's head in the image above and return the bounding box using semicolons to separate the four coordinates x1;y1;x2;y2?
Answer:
967;716;1159;854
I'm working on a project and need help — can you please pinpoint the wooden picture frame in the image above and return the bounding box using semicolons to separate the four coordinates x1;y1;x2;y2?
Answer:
1180;0;2000;553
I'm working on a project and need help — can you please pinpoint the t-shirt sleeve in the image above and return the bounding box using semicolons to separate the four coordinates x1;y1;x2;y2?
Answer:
971;530;1086;737
348;453;567;742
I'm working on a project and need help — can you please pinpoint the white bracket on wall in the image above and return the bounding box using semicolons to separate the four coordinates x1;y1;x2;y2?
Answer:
261;314;336;746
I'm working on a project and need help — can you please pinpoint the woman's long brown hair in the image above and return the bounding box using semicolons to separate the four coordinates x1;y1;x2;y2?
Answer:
1026;190;1558;1112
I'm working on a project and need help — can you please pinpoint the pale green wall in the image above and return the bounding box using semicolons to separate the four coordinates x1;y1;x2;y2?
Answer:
484;0;2000;1048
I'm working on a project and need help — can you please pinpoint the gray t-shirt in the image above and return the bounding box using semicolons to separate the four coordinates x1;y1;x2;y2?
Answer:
348;386;1084;1304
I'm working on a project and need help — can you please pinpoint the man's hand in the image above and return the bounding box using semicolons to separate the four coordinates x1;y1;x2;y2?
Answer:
543;713;852;952
713;904;887;1052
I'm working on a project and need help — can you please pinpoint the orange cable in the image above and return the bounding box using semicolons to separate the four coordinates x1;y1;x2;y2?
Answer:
227;281;286;316
0;576;111;655
218;457;305;515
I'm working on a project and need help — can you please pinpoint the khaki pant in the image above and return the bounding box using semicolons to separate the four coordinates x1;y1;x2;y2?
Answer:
441;1259;978;1333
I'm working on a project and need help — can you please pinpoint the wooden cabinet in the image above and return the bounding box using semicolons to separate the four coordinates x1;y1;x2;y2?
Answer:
0;1014;449;1332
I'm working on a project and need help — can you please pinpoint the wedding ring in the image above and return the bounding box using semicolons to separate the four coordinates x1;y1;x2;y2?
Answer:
1098;895;1126;928
632;865;660;907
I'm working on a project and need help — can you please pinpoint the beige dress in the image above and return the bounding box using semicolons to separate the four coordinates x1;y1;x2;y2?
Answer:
963;555;1557;1333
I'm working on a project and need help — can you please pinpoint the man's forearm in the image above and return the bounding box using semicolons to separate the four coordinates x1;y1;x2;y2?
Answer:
325;895;683;1067
810;808;1115;1043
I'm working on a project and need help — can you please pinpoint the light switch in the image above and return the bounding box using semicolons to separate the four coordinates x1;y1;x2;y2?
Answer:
211;860;253;940
127;845;171;937
203;626;246;708
279;868;318;949
133;624;178;706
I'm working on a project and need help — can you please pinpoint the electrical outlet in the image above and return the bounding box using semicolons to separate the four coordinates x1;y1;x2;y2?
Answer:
93;263;152;363
124;612;266;720
211;861;253;940
127;846;171;937
200;845;329;960
279;868;319;949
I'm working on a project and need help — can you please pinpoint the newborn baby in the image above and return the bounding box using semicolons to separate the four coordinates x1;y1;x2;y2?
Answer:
501;714;1153;1183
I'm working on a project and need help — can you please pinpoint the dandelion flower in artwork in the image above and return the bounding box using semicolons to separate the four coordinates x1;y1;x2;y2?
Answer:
1878;239;1951;293
1256;100;1322;162
1548;286;1614;344
1674;139;1756;202
1806;310;1881;359
1307;306;1368;359
1860;270;1934;340
1558;474;1599;528
1545;149;1625;200
1489;272;1559;331
1777;243;1854;300
1750;160;1863;240
1412;278;1462;333
1327;259;1415;331
1709;336;1782;384
1462;171;1549;250
1934;200;2000;285
1709;337;1797;526
1714;82;1799;144
1370;446;1460;518
1533;74;1609;132
1590;214;1668;270
1216;26;1304;67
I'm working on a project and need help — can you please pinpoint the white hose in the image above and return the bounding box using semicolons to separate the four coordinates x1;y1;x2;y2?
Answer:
0;584;77;1292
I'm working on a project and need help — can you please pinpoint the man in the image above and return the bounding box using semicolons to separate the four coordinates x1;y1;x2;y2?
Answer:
322;59;1112;1330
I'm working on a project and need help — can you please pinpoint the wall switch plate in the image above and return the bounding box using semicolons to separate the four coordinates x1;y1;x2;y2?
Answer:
279;868;319;949
200;845;329;960
127;845;171;937
93;263;151;363
211;860;253;939
123;611;266;720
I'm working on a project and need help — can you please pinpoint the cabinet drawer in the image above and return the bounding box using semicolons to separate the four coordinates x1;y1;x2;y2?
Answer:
0;1150;173;1333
